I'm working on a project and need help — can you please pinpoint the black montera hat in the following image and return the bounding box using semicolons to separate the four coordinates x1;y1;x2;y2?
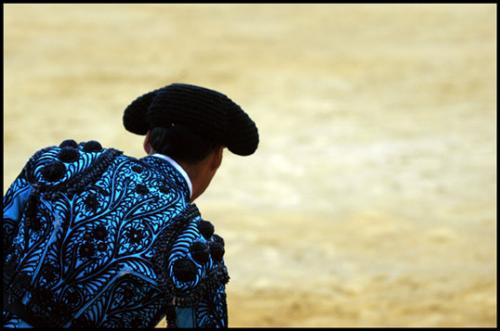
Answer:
123;83;259;156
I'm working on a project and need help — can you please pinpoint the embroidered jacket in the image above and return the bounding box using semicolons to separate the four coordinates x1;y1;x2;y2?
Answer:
2;141;229;328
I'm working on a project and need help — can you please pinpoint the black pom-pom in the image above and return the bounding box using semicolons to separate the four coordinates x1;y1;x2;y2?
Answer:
84;194;99;212
41;161;66;182
210;241;225;262
58;147;80;163
159;184;169;194
79;242;95;258
83;140;102;152
136;184;149;195
190;242;210;264
97;242;107;252
93;225;108;241
212;234;225;247
132;165;143;173
197;220;214;240
172;257;197;282
59;139;78;149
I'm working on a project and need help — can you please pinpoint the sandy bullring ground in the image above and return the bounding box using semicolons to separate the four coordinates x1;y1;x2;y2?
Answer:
4;4;496;327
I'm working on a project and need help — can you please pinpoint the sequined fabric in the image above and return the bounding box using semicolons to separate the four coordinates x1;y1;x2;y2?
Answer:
3;141;229;328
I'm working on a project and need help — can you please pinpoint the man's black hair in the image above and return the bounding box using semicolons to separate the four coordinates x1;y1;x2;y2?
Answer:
149;125;219;164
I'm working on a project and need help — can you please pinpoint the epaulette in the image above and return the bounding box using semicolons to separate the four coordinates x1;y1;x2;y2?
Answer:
23;139;123;195
19;139;123;248
165;215;230;306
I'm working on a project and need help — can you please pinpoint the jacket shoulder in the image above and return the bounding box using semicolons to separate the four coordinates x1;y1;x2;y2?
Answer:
167;211;229;297
23;139;123;190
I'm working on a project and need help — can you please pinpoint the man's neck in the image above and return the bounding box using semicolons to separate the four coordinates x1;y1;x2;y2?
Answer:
176;159;207;202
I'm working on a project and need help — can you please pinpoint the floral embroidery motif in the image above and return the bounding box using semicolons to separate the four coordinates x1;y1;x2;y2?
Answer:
3;143;228;328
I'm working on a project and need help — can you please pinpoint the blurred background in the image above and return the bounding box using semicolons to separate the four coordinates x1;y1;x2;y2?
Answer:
3;4;496;327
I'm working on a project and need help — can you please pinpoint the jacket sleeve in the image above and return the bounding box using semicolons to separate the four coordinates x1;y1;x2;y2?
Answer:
3;168;33;260
3;167;34;326
167;216;229;328
2;146;56;262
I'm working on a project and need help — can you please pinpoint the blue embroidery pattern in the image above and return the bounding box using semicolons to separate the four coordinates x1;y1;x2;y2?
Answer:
3;141;229;328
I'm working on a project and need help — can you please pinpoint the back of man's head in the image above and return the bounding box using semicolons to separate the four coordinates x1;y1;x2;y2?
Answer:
148;125;218;164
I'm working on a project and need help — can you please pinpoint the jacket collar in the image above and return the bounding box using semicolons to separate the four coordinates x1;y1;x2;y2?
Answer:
150;153;193;199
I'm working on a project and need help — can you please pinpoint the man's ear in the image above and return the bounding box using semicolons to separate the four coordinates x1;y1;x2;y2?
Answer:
210;146;224;171
144;131;153;154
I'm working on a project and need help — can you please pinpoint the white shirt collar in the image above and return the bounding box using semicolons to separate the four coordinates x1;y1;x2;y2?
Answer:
151;153;193;199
